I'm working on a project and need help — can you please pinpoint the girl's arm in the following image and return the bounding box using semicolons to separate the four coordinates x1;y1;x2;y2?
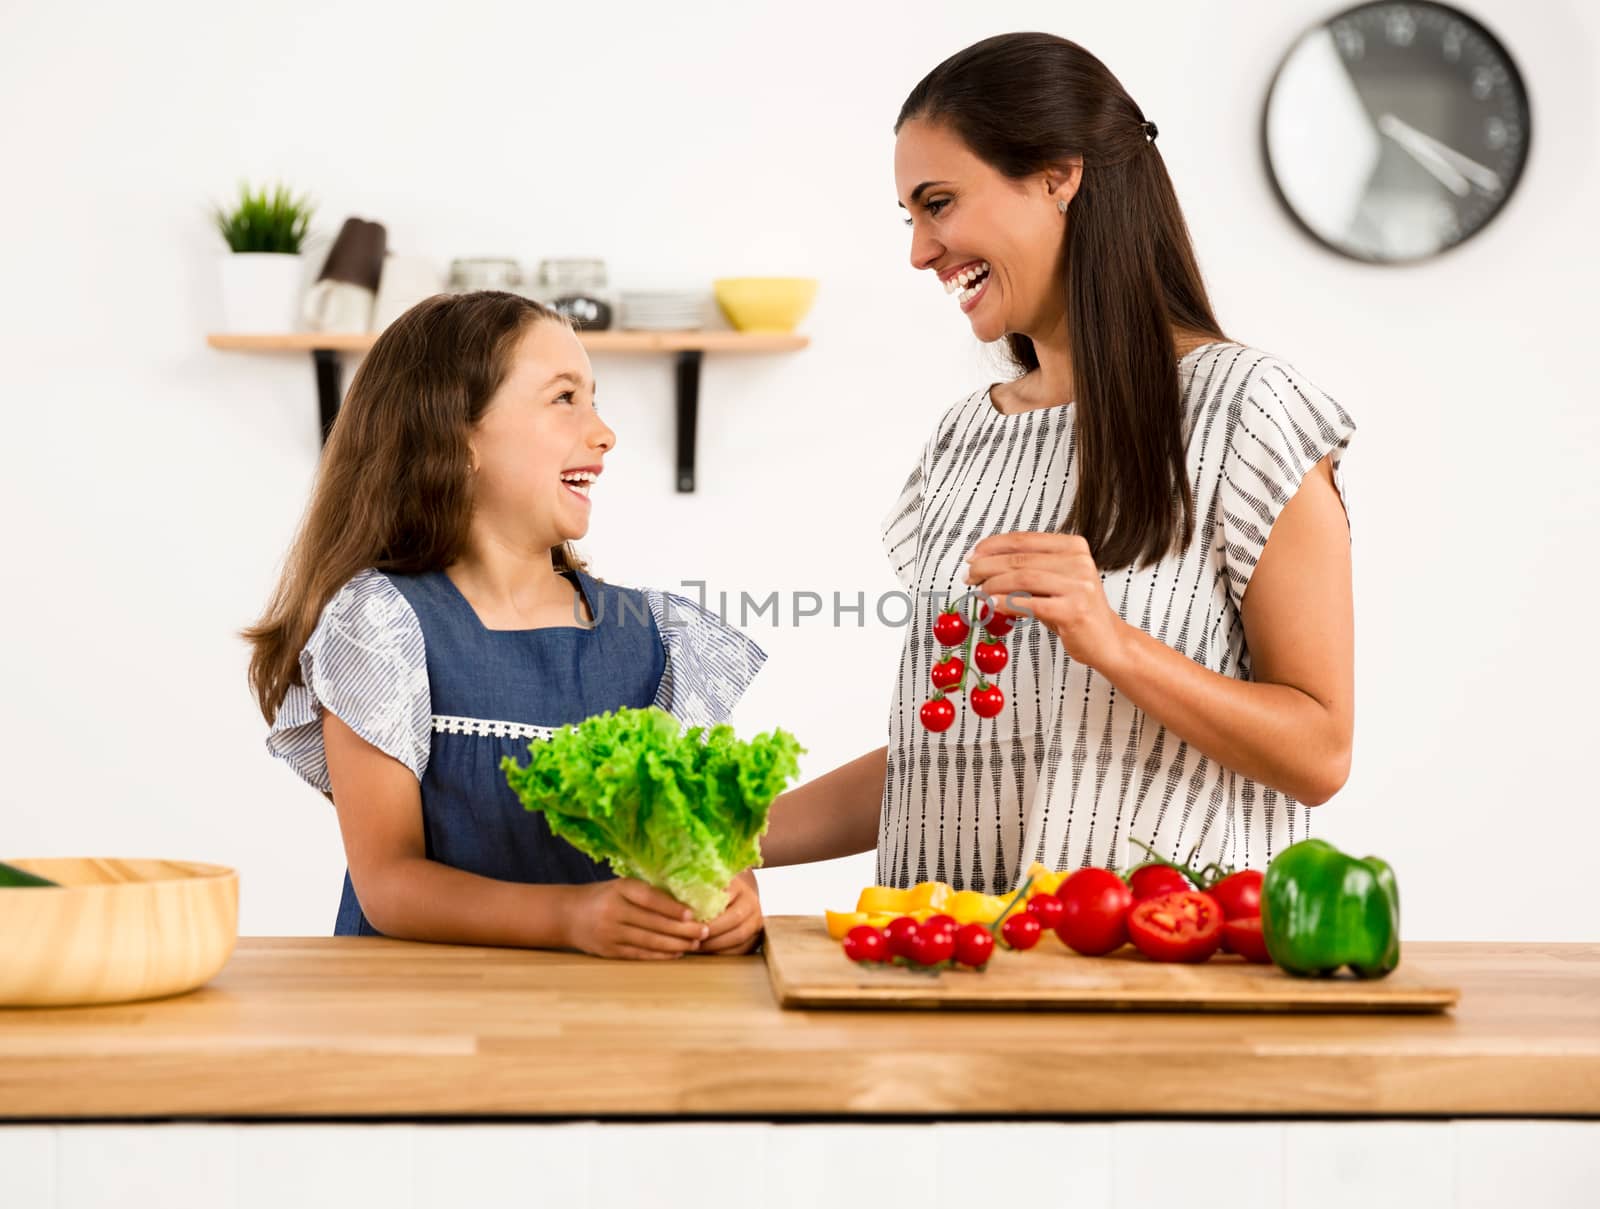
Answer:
322;712;709;958
967;455;1353;806
759;746;886;867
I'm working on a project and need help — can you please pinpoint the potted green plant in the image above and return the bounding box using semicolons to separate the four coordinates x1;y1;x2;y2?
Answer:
212;182;315;332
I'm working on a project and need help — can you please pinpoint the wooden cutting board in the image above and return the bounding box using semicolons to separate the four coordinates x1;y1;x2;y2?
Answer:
763;916;1459;1013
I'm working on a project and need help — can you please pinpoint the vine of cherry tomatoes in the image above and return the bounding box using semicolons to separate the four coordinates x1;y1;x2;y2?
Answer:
920;595;1018;733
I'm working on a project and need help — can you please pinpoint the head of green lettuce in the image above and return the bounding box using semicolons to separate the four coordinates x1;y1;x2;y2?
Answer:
501;706;804;921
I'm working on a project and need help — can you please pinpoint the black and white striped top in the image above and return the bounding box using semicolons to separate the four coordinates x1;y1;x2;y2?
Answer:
879;342;1355;893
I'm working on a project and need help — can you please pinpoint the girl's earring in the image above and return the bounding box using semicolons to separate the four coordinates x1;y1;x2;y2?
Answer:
1057;199;1070;214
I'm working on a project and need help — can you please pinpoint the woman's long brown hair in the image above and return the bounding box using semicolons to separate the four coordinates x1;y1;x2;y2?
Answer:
897;32;1225;570
243;290;585;723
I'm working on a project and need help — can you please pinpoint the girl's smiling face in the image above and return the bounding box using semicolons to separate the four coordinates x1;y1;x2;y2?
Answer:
469;319;615;551
894;116;1080;344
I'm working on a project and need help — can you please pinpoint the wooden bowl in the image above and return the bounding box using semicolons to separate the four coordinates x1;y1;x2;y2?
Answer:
0;858;238;1007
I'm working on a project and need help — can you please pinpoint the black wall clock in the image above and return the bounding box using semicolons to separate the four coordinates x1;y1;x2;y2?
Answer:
1263;2;1531;263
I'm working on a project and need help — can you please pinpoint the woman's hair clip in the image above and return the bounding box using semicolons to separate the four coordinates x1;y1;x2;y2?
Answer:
1142;120;1159;144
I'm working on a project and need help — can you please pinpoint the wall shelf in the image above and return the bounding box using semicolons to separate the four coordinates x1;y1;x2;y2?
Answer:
206;329;809;491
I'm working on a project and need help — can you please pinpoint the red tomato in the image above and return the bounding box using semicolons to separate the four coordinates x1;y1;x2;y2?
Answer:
1026;892;1066;930
932;611;970;647
842;926;888;963
1000;911;1043;951
969;683;1005;718
953;923;995;968
1222;915;1272;963
1128;864;1192;902
930;657;964;691
983;612;1015;638
884;915;921;959
1054;868;1134;955
922;913;958;936
1207;869;1264;920
1127;891;1224;962
919;698;956;733
909;923;957;966
973;641;1009;675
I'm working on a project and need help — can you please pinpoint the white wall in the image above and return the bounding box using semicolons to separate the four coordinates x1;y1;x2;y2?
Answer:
1;0;1595;942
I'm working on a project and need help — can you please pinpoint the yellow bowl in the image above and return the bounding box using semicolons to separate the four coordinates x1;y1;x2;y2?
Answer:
0;857;238;1007
712;277;817;333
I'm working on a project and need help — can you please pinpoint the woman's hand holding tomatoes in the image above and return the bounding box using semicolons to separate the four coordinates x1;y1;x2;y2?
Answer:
963;533;1131;673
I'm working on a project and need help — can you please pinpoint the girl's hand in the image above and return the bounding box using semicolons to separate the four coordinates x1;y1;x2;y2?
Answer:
562;878;709;960
964;532;1131;673
698;870;764;956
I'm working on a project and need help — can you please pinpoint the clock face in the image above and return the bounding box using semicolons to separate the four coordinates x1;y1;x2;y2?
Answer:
1263;1;1531;263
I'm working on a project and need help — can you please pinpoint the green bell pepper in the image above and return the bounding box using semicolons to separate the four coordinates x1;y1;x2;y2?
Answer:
1261;839;1399;978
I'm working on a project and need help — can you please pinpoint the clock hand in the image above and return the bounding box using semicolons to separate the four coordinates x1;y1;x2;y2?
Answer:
1377;113;1470;196
1378;113;1503;195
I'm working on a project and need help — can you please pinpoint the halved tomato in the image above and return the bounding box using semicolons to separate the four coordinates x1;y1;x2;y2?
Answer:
1127;890;1224;963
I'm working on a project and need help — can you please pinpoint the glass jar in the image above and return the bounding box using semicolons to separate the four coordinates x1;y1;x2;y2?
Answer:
536;258;613;330
447;257;522;292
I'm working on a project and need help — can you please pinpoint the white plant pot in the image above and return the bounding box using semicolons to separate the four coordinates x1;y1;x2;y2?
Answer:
218;252;304;332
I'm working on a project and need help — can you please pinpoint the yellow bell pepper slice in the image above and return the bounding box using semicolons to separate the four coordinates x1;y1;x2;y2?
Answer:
856;885;911;914
1025;862;1067;897
825;910;869;940
905;881;953;911
947;889;1008;925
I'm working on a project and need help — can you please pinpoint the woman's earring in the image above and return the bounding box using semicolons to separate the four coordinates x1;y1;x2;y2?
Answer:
1057;199;1070;214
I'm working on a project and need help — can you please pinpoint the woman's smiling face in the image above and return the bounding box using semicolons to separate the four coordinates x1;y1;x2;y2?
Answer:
894;117;1079;344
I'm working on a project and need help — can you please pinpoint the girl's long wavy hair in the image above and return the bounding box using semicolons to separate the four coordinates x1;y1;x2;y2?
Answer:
244;291;585;723
898;32;1225;569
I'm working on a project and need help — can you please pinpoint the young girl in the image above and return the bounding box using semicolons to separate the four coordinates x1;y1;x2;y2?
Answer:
245;291;766;959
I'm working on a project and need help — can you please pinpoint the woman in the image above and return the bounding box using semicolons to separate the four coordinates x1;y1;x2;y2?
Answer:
762;33;1355;891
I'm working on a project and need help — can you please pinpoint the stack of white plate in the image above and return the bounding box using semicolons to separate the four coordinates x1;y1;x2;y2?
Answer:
618;290;707;331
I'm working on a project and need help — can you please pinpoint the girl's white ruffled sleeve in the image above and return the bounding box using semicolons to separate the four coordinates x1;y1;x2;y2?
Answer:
265;570;432;793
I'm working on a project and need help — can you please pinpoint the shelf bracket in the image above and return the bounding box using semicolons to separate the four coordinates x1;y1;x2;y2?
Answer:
674;349;703;493
312;349;342;445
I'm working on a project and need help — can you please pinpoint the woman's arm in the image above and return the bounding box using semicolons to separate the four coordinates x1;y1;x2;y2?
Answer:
967;455;1353;805
322;712;708;957
759;746;886;866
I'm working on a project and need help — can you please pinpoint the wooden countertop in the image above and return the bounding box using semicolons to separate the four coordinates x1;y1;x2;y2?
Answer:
2;932;1597;1119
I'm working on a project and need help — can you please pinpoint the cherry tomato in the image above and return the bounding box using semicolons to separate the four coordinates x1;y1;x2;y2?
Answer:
983;611;1015;638
1000;911;1043;951
1221;915;1272;963
930;656;964;691
969;683;1005;718
1127;891;1224;963
953;923;995;968
1207;869;1264;920
909;922;957;966
922;913;958;936
884;915;920;959
1054;867;1134;956
842;926;888;963
932;610;970;647
1026;892;1066;930
920;697;956;733
973;641;1009;675
1128;864;1193;902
